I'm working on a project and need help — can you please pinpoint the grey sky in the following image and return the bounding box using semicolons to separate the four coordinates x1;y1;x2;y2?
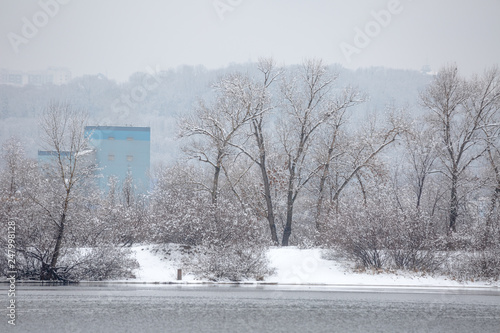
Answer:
1;0;499;82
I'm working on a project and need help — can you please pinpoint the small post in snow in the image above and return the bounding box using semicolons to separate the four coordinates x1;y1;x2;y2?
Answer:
177;269;182;281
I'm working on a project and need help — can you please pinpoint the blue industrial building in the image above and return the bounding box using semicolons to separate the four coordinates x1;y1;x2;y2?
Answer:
84;126;151;194
37;150;73;164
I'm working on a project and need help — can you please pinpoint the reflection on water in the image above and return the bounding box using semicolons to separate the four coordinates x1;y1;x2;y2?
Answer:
2;284;500;333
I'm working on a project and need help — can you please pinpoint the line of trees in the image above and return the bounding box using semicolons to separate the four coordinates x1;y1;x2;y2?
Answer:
1;60;499;282
173;60;500;279
179;59;406;246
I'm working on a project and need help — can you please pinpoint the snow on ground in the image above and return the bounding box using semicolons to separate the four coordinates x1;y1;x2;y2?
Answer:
266;247;491;288
130;246;175;282
127;245;196;282
125;245;499;288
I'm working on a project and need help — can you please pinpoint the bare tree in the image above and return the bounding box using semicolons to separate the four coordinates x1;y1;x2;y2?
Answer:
279;59;364;245
215;58;283;244
180;73;263;204
402;122;439;210
476;67;500;245
420;66;497;233
244;59;282;245
313;89;365;231
36;101;92;280
316;111;405;236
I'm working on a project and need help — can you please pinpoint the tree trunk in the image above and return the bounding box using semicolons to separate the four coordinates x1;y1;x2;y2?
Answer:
282;199;294;246
50;217;65;268
315;145;334;232
41;215;65;281
282;178;295;246
415;170;427;210
43;193;69;281
260;161;279;245
212;159;222;205
448;173;458;233
252;118;279;245
315;178;327;232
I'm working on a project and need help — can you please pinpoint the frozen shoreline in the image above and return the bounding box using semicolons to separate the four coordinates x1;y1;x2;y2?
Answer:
119;245;500;289
5;245;498;289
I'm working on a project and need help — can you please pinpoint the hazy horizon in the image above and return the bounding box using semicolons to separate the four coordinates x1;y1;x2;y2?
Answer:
1;0;499;82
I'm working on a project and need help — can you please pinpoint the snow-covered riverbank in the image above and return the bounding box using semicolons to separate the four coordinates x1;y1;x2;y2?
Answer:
122;245;499;288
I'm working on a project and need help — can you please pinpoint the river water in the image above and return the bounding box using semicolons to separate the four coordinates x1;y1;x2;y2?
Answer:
1;284;499;332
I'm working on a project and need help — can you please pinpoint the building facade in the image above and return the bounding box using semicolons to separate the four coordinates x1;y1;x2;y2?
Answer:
1;67;71;86
84;126;151;194
37;150;74;165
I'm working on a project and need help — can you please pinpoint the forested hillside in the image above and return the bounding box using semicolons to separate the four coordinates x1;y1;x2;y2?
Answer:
0;63;431;164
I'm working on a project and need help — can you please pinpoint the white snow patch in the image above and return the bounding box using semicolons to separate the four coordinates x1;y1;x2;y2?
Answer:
123;245;499;288
120;245;196;283
131;246;175;281
266;247;494;287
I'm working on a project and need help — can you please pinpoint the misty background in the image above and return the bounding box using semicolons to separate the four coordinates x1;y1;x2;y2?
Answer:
1;0;499;164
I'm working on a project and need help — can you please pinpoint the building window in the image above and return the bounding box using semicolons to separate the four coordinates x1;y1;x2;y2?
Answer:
126;137;133;141
108;136;115;140
126;155;134;162
108;154;115;161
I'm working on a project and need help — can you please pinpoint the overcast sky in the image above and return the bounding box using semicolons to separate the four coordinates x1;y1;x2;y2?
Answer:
1;0;499;82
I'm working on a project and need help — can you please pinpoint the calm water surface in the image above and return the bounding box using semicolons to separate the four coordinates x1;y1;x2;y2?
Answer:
1;284;499;332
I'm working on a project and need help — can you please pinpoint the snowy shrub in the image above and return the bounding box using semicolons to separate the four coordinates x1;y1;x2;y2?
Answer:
386;211;443;272
9;251;42;279
190;244;272;281
149;166;212;246
445;249;500;282
94;175;151;246
444;215;500;281
324;189;442;272
186;198;273;281
4;246;139;282
60;247;139;281
465;250;500;281
324;200;389;269
151;172;274;281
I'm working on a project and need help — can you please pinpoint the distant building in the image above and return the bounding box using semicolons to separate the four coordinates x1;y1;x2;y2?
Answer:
0;69;26;86
37;150;96;181
84;126;151;194
0;67;71;86
37;150;73;165
37;126;151;195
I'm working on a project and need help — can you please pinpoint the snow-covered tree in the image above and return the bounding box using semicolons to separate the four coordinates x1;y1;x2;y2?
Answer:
421;65;500;233
179;72;267;204
278;59;366;245
33;102;94;280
